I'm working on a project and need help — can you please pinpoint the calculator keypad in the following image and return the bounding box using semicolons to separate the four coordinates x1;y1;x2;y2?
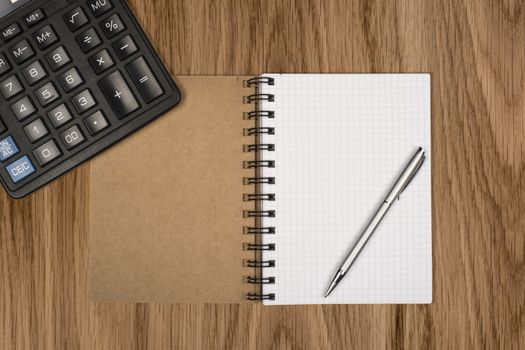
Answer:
0;0;180;198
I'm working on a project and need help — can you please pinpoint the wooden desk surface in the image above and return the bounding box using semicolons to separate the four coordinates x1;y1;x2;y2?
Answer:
1;0;523;348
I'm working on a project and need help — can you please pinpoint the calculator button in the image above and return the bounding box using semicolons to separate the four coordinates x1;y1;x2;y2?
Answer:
77;28;102;53
33;140;61;166
60;125;85;150
0;54;11;76
127;57;164;103
100;14;126;39
22;60;48;86
45;46;71;72
24;118;49;143
6;155;35;183
24;8;46;27
0;136;19;161
59;68;84;93
48;104;73;128
0;120;6;134
72;89;97;114
84;110;109;135
1;75;24;99
99;71;140;119
35;82;60;107
65;7;90;32
33;25;59;51
112;35;138;60
88;0;113;17
89;49;114;74
1;23;22;42
11;96;36;121
9;39;35;64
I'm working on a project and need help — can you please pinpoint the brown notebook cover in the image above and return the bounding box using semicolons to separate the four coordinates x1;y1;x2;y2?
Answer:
89;76;257;303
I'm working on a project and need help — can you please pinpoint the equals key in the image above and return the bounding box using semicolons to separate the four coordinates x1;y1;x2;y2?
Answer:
126;57;164;104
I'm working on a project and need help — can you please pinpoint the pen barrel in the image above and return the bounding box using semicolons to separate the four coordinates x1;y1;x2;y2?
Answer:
341;203;391;272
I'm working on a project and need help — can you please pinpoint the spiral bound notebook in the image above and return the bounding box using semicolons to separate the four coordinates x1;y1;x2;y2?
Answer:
89;75;432;304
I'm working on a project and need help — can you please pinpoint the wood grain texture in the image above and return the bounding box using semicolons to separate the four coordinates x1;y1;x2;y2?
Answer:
0;0;524;348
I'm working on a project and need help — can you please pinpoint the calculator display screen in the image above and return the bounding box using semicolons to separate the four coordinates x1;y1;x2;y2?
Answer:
0;0;32;19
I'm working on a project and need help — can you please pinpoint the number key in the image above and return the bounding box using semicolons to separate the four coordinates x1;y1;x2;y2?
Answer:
11;96;36;121
72;89;97;114
24;118;49;143
45;46;71;72
59;68;84;93
1;75;24;99
60;125;85;150
47;104;73;128
22;61;48;86
33;140;62;166
35;82;60;107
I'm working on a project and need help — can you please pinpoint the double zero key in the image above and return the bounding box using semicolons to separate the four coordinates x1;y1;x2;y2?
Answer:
99;71;139;119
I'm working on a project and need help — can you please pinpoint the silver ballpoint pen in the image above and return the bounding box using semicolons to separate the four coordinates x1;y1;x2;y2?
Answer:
324;147;426;298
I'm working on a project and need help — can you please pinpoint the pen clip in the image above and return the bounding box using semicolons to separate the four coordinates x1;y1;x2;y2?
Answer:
397;154;426;200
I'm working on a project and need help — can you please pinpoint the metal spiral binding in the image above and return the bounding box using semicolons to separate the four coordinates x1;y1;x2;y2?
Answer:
245;276;275;284
243;77;276;299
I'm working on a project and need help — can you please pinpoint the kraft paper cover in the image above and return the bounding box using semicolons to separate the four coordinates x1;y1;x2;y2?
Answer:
89;76;256;303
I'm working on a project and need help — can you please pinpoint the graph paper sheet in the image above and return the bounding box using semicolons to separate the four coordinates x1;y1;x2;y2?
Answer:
259;74;432;305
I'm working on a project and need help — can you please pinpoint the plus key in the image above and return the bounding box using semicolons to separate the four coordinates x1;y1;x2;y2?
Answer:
99;71;140;119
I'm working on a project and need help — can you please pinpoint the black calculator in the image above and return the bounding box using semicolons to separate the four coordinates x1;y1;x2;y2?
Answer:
0;0;181;198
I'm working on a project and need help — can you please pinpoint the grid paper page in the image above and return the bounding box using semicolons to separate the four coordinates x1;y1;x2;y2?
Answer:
260;74;432;305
